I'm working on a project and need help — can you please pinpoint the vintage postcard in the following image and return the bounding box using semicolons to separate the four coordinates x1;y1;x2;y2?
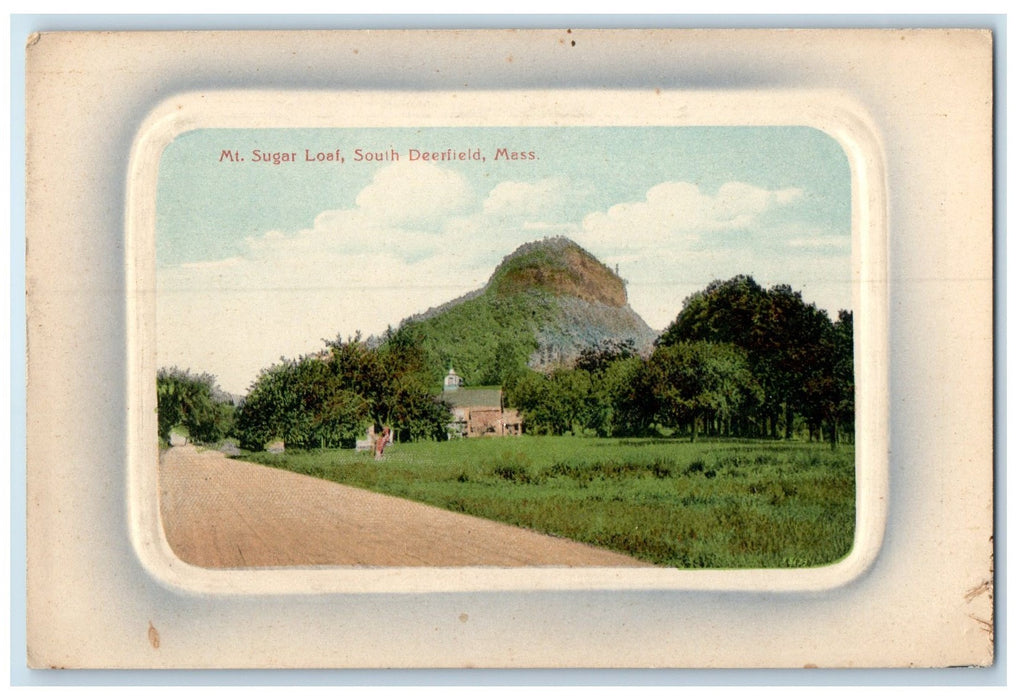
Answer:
24;29;994;669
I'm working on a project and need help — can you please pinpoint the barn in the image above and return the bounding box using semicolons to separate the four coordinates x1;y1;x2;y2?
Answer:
441;367;522;438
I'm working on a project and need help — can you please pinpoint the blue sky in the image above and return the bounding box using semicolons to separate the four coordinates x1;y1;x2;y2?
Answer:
157;126;852;394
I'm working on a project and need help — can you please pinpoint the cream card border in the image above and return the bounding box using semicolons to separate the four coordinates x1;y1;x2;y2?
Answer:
25;28;994;669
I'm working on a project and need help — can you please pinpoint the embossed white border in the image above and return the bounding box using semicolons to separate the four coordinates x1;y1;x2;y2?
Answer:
126;89;888;596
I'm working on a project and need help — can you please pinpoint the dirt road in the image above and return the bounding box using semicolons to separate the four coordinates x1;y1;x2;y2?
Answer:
159;445;651;568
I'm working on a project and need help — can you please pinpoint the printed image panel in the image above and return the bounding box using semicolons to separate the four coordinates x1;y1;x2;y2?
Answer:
155;125;856;570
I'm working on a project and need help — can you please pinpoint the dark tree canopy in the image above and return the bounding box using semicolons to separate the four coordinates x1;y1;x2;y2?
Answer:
574;337;638;374
656;276;853;445
645;341;762;442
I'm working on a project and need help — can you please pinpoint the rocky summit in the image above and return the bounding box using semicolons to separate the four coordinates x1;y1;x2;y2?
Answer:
486;237;629;308
395;237;658;386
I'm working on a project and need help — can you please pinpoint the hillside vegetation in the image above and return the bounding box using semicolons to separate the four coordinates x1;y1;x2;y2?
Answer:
396;237;657;387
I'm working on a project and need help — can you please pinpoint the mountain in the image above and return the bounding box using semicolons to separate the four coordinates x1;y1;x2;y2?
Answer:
394;237;658;387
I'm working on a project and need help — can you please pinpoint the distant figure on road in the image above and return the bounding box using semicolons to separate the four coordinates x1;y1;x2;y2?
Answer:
375;426;391;460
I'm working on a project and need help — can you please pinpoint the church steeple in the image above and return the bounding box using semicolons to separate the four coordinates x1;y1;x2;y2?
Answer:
443;365;462;391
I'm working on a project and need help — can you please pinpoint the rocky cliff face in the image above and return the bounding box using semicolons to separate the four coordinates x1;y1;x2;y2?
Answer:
396;237;657;384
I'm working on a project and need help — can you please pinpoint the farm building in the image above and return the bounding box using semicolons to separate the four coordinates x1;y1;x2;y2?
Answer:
442;367;522;438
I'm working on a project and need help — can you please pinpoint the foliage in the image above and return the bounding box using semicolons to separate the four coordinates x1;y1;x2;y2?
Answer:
389;239;649;389
234;333;451;451
507;340;766;443
156;367;235;444
398;290;547;388
507;354;653;438
800;310;855;449
644;341;762;441
600;355;655;436
233;356;370;451
574;337;638;374
657;275;853;446
244;436;856;569
508;367;595;436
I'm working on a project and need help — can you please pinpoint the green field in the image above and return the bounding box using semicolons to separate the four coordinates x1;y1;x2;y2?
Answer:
242;436;855;568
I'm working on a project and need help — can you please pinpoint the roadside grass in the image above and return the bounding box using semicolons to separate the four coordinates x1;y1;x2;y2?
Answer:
240;436;855;568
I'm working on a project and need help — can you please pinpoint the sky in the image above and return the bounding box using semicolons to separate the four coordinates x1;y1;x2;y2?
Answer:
156;126;852;395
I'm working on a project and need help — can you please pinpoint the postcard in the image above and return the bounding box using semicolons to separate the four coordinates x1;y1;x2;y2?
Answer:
24;28;994;669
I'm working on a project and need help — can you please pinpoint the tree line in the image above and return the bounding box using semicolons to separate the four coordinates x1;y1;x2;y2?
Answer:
506;276;854;448
157;275;853;451
156;329;453;451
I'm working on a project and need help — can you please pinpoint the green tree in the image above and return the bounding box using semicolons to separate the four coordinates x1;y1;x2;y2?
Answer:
509;366;615;436
574;338;637;374
508;355;657;438
325;334;388;420
551;367;597;435
830;310;855;445
646;341;760;442
505;369;555;435
801;310;854;449
762;284;835;439
658;275;765;350
234;358;337;450
157;367;235;445
382;372;452;442
235;334;452;451
598;355;653;437
659;276;839;440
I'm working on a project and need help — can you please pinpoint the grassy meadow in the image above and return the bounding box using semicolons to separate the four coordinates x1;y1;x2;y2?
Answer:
242;436;855;568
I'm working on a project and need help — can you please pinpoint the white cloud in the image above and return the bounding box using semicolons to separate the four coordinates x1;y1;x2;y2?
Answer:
228;162;480;266
712;181;803;224
158;170;846;394
580;180;804;250
575;181;846;330
482;177;568;219
434;177;583;271
354;161;474;226
158;163;490;393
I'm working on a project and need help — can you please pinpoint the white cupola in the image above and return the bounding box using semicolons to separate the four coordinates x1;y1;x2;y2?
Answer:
443;366;462;391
